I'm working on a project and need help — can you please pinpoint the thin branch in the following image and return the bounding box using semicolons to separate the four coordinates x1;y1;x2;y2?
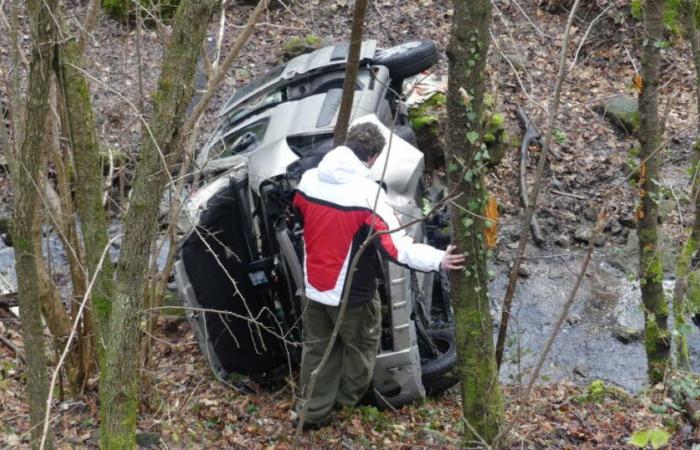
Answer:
182;0;268;135
569;4;614;70
77;0;100;53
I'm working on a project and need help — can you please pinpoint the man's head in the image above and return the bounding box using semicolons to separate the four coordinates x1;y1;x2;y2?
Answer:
345;123;386;166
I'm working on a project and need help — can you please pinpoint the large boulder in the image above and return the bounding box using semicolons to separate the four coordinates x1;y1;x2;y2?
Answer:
278;35;326;63
407;90;511;171
594;95;639;134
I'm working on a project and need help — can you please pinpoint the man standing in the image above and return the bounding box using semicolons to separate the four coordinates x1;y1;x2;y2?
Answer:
292;122;465;428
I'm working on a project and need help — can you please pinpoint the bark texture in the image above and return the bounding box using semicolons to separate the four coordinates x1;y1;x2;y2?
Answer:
333;0;368;145
11;0;58;446
57;39;114;349
445;0;504;444
98;1;217;447
637;0;670;383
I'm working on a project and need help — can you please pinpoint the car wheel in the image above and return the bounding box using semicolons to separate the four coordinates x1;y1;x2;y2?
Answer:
393;124;418;147
419;327;458;396
373;41;439;81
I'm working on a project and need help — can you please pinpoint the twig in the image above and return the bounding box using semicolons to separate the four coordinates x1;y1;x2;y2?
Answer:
515;106;545;246
550;189;586;200
507;0;555;40
495;0;583;369
77;0;100;53
0;333;24;363
182;0;268;136
569;4;614;70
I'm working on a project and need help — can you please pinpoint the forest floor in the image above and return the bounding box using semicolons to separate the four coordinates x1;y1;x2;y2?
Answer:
0;316;695;449
2;0;700;447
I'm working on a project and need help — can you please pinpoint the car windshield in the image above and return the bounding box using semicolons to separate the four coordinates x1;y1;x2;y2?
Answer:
222;90;284;128
207;119;269;160
222;64;285;111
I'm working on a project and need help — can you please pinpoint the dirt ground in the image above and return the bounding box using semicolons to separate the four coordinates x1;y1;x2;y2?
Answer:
2;0;700;448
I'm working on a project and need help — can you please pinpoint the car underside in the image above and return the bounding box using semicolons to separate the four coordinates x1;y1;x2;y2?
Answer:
174;40;459;408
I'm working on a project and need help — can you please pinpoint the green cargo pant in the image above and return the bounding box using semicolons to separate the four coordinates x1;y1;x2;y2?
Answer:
297;293;381;425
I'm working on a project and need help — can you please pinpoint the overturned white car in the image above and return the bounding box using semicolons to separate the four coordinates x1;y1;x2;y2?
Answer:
174;40;457;407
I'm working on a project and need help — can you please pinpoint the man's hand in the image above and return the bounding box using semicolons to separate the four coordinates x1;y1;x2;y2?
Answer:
440;244;466;271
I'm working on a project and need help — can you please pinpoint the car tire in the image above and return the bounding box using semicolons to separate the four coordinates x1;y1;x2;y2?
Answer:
394;124;418;147
373;41;439;81
420;327;458;396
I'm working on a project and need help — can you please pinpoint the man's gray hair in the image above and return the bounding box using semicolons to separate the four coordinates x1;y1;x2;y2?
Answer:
345;122;386;162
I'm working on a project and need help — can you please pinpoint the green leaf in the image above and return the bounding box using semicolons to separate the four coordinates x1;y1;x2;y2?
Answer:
648;429;670;449
466;131;479;144
649;403;667;414
629;429;651;448
447;162;458;173
467;111;477;121
462;217;474;229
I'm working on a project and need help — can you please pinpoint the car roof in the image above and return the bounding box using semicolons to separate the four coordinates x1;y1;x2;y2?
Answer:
218;40;378;117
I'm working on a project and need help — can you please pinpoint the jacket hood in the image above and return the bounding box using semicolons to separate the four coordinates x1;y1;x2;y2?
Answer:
317;146;371;184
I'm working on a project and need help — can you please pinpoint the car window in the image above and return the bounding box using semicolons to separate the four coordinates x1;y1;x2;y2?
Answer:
209;119;269;160
224;64;285;108
223;90;284;127
287;133;334;157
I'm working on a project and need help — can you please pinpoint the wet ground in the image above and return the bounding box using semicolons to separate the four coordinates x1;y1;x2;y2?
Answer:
493;247;700;393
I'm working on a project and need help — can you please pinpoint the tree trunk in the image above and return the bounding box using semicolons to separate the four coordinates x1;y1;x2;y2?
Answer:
637;0;670;383
671;0;700;370
333;0;368;145
57;39;115;351
445;0;504;444
98;1;217;446
11;0;58;446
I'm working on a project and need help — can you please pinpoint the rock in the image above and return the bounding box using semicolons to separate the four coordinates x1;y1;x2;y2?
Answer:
566;313;581;326
594;95;640;134
613;325;643;344
278;35;325;62
518;263;531;278
0;211;10;235
555;234;571;248
618;214;636;229
573;226;593;243
594;233;606;247
573;364;588;378
506;228;521;242
609;220;623;236
582;207;597;222
502;52;529;71
136;432;161;448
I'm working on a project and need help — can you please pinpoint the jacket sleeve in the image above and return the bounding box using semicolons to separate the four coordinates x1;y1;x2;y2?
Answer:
365;186;445;273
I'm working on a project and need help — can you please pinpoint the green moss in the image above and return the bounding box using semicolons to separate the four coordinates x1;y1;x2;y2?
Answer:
281;35;325;61
688;270;700;314
645;314;670;383
408;93;447;131
102;0;181;22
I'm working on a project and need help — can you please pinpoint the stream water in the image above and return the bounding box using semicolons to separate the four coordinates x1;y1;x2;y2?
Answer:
494;253;700;393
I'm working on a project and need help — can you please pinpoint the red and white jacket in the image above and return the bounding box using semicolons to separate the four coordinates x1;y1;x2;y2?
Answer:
292;146;445;307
